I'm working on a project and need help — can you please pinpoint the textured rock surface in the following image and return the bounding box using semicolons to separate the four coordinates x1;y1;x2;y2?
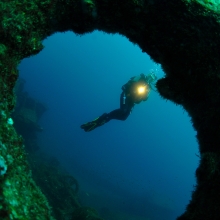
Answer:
1;0;220;219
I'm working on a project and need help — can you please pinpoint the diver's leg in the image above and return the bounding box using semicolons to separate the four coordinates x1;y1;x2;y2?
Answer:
80;93;133;132
106;109;129;121
80;113;109;132
106;92;134;121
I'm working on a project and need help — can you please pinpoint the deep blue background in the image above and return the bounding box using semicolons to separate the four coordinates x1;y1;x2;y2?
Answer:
19;31;199;219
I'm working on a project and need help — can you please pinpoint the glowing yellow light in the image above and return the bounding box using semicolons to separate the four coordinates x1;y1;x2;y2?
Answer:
137;86;146;94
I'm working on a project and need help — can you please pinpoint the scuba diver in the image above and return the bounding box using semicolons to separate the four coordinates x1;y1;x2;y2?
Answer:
80;72;157;132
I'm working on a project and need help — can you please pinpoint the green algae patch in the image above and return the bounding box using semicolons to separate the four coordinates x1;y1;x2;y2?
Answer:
0;121;54;219
185;0;220;13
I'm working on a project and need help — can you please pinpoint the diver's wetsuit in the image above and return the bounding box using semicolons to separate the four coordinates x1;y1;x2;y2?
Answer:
81;73;151;132
105;91;134;122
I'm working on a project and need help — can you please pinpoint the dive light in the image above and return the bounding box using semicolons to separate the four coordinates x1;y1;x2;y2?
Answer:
137;84;148;95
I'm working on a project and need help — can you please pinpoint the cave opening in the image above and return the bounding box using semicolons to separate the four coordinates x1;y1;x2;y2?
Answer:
16;30;199;220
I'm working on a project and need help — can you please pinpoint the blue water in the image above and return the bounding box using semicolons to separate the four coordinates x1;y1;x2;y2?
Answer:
19;31;199;220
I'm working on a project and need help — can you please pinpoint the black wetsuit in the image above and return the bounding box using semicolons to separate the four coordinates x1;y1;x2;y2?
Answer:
106;91;134;121
80;73;150;132
105;73;148;122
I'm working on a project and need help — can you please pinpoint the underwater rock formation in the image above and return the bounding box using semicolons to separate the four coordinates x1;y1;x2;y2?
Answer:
71;206;104;220
1;0;220;219
29;153;81;219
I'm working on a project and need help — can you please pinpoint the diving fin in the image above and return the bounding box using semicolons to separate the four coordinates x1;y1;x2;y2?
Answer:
80;113;108;132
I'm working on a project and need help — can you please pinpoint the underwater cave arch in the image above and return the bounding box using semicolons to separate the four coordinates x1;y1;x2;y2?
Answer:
19;30;198;219
1;0;220;219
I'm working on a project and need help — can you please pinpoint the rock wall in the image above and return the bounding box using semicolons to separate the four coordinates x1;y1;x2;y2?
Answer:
1;0;220;219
